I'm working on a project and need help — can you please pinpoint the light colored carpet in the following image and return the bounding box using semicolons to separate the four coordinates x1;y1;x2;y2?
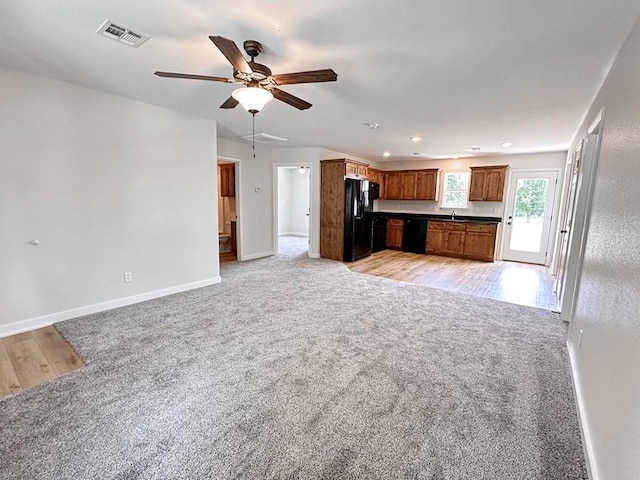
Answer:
0;236;586;479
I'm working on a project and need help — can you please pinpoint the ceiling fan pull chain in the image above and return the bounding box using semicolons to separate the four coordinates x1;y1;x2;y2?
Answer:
252;112;256;159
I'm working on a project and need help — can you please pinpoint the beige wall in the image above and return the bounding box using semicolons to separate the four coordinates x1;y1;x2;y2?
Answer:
564;16;640;480
0;68;219;334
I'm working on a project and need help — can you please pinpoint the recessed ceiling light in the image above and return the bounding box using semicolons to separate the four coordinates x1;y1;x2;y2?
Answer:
410;136;422;143
466;146;481;151
364;123;379;129
383;151;391;157
452;155;459;159
501;142;513;148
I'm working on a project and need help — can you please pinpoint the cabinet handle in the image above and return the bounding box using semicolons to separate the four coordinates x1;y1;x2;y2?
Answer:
560;229;567;233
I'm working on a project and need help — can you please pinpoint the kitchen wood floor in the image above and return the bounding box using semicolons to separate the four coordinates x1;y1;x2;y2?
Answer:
0;326;84;399
347;250;559;311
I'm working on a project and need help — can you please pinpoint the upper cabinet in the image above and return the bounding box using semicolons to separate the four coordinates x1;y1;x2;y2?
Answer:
344;160;368;178
383;169;439;201
219;163;235;197
415;170;439;200
367;168;386;198
468;165;508;201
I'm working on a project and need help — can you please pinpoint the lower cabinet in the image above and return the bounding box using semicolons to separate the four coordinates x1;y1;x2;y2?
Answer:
386;218;404;249
426;221;497;262
463;223;498;261
426;221;466;256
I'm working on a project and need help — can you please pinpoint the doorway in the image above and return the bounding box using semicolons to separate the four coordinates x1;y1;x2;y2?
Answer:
557;110;604;321
554;142;583;299
217;159;238;263
276;166;311;254
502;170;558;265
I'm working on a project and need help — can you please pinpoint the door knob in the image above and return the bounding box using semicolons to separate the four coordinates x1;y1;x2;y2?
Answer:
507;222;512;225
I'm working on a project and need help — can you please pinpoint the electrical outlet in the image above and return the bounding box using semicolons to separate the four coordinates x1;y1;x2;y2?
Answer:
474;207;480;213
578;329;584;347
124;272;133;283
493;207;501;214
434;206;440;211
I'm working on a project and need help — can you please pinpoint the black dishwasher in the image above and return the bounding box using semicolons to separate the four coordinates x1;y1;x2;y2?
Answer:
403;218;427;254
371;216;387;252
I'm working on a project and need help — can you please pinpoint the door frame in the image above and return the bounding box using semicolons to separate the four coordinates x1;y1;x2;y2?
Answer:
218;155;243;261
553;141;583;294
500;168;561;266
559;108;605;321
272;162;313;256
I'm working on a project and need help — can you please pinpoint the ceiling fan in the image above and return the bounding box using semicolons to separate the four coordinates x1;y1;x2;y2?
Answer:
154;35;338;114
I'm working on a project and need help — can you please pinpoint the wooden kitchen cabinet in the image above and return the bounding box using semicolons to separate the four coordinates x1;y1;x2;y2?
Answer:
463;223;498;261
383;169;439;200
468;166;508;201
219;163;235;197
320;159;370;261
367;168;386;199
384;172;403;200
386;218;404;249
427;221;465;256
345;160;368;178
415;170;439;200
426;220;497;261
399;173;417;199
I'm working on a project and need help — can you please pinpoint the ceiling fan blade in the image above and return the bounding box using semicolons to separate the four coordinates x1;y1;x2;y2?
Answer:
154;71;232;83
209;36;252;74
271;88;312;110
273;69;338;85
220;96;239;109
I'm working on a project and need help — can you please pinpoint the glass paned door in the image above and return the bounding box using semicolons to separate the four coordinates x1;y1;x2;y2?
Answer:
502;171;558;264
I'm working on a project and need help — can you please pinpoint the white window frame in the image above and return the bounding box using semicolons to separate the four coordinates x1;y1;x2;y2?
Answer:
440;171;470;209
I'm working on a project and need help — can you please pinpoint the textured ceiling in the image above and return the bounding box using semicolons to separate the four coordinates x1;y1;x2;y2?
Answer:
1;0;639;162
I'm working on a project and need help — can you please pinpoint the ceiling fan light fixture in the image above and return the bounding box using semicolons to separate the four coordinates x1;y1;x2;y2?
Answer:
232;86;273;114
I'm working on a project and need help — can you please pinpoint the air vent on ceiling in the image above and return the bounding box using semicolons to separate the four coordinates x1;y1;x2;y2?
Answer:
96;19;149;48
240;133;288;144
411;152;424;157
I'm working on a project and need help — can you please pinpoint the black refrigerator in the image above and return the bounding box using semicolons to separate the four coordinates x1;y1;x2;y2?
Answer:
344;178;372;262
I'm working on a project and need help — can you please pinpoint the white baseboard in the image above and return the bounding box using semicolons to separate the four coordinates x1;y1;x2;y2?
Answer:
309;252;321;259
0;276;221;338
241;251;274;261
567;341;597;480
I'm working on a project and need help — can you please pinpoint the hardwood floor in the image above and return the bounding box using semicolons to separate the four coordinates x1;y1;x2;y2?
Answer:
347;250;559;311
219;252;237;263
0;326;84;399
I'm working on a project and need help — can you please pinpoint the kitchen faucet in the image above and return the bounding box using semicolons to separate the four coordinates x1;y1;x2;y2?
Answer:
451;210;456;220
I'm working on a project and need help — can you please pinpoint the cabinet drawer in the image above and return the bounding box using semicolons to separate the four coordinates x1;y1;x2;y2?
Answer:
387;219;404;227
466;223;497;234
447;222;467;231
428;221;447;230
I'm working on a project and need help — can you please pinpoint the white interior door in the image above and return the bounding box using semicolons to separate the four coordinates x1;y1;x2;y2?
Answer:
555;142;583;298
502;171;558;264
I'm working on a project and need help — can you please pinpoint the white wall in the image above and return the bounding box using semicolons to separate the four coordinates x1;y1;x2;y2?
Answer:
277;168;310;236
0;68;219;334
563;16;640;480
218;138;274;260
277;168;292;235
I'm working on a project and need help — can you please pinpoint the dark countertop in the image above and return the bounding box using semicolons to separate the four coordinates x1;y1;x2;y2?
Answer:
370;211;502;223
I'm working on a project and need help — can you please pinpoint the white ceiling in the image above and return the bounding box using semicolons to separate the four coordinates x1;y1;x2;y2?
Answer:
1;1;639;162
